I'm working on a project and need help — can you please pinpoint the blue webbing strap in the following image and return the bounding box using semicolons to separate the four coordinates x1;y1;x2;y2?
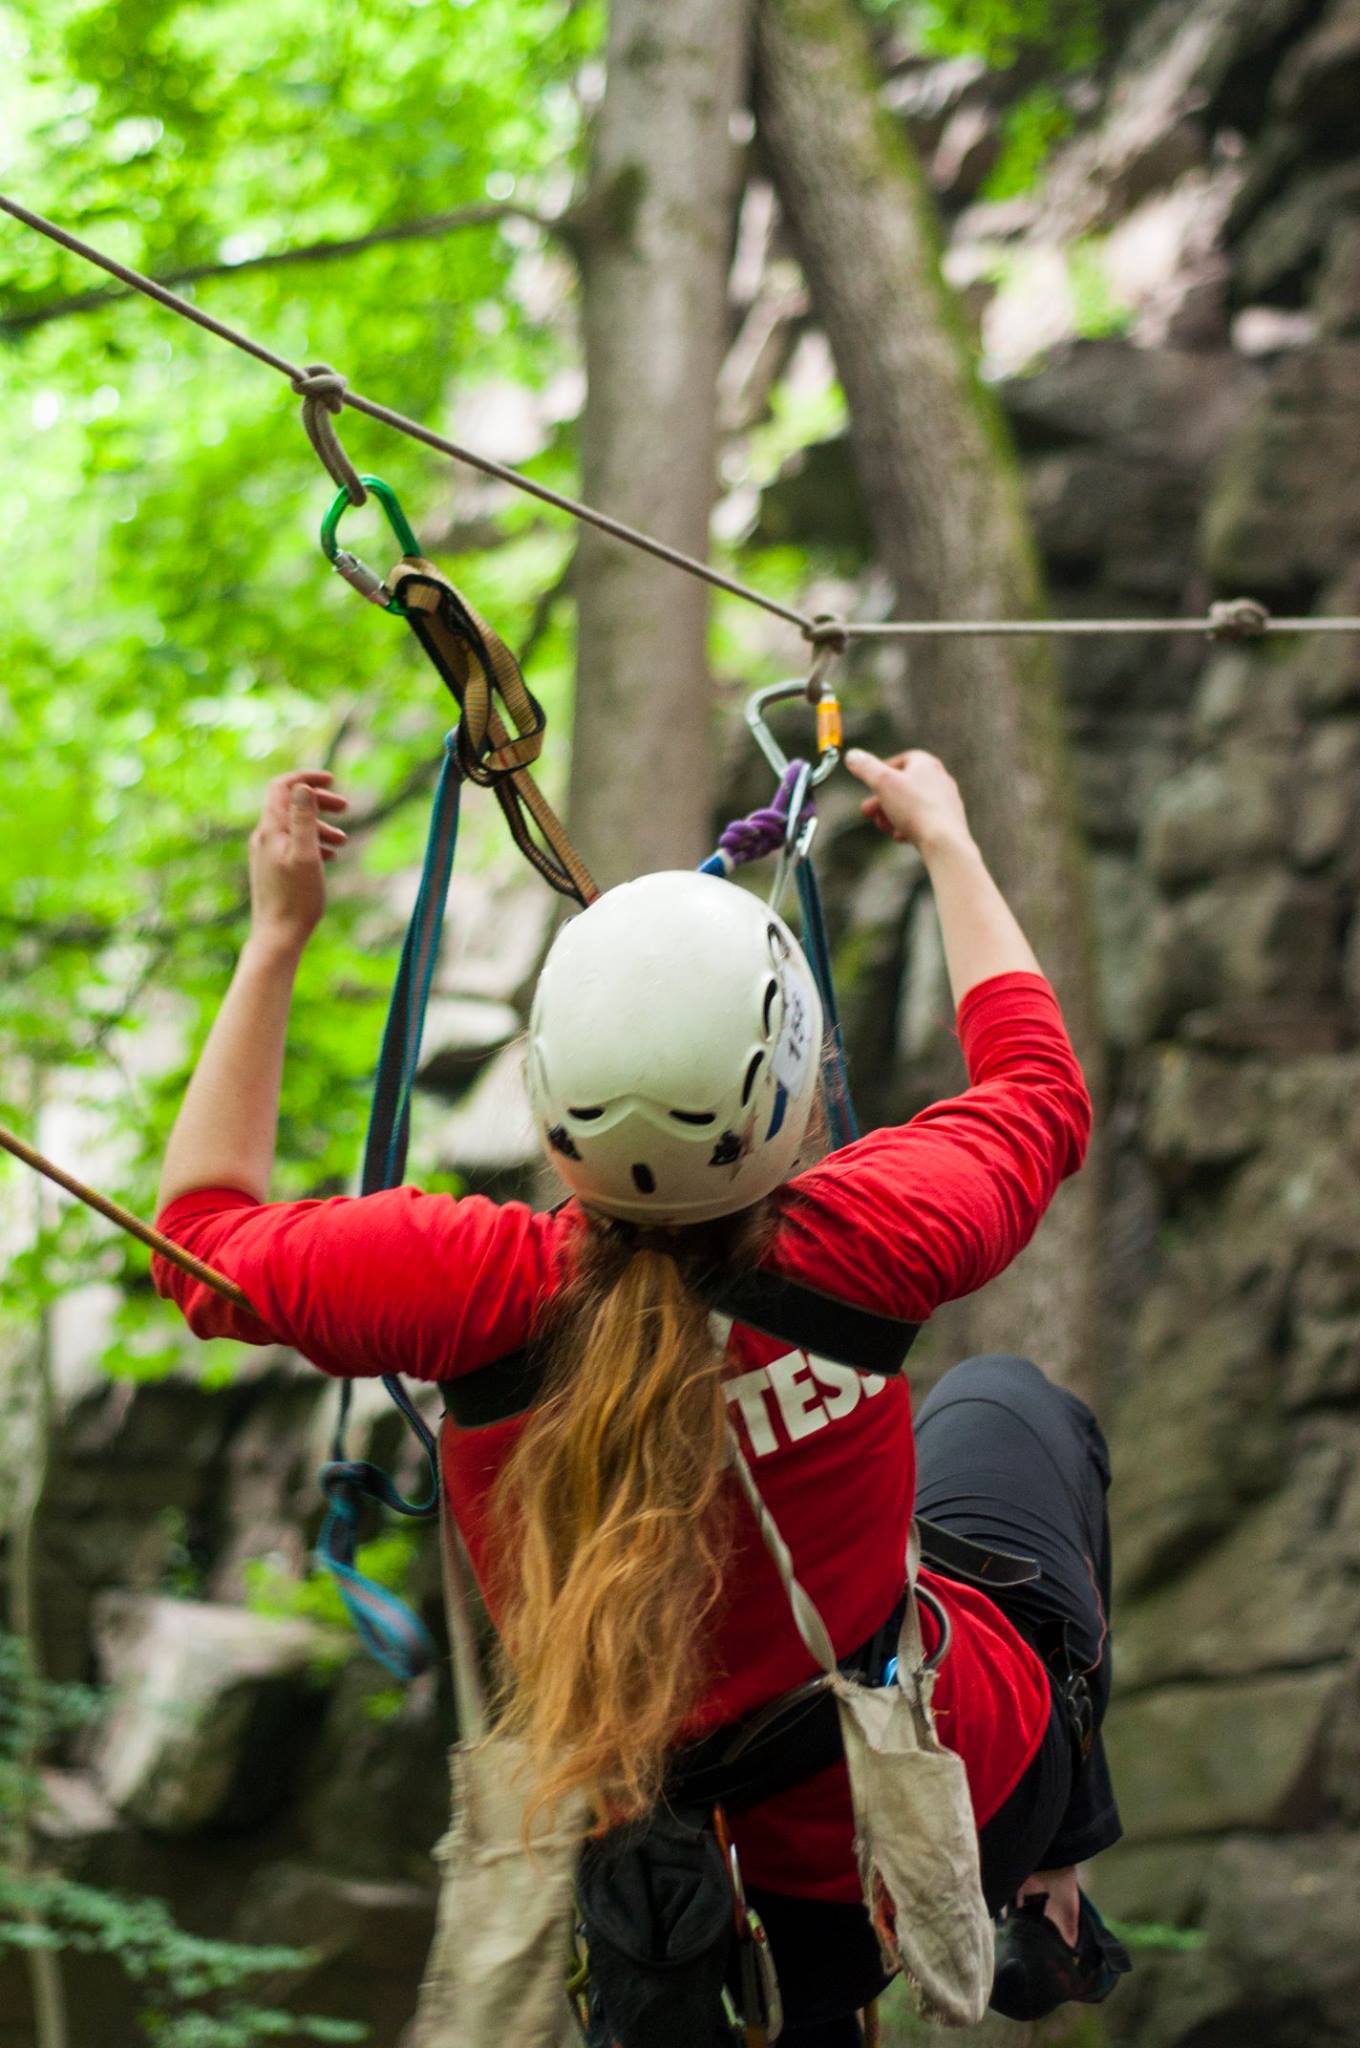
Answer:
316;731;462;1679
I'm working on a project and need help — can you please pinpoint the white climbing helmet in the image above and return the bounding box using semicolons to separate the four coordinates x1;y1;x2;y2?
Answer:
527;871;824;1224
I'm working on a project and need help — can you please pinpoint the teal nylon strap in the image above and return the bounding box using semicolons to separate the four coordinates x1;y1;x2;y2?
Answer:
315;732;462;1679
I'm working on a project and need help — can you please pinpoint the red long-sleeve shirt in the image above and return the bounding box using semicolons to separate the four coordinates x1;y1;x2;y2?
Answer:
154;969;1091;1902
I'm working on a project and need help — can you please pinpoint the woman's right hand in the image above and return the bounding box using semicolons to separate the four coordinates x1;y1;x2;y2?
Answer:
844;747;974;859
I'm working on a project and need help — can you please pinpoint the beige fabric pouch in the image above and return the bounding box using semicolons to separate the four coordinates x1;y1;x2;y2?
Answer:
411;1737;584;2048
408;1502;585;2048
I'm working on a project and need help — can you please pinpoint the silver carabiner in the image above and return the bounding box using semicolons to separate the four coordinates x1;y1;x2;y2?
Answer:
768;757;815;914
744;678;842;790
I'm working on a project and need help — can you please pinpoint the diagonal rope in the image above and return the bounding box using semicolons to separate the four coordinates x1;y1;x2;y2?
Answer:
3;194;1360;644
0;194;810;634
0;1122;254;1311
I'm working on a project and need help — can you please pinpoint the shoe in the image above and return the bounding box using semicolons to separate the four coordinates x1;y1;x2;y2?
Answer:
989;1890;1132;2021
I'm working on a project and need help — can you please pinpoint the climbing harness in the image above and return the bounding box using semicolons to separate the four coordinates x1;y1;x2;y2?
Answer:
479;1441;998;2042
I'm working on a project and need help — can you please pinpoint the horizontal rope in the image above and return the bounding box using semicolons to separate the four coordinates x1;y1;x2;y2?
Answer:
829;614;1360;641
4;194;1359;645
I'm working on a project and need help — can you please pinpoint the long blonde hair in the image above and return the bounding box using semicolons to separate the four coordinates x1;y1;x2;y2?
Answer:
488;1206;769;1832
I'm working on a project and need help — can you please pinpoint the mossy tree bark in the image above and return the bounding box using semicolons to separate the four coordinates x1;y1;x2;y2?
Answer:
569;0;752;886
755;0;1104;1392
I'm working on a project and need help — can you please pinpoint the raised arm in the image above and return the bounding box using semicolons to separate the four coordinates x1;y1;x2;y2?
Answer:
775;748;1090;1323
844;746;1040;1002
152;767;567;1380
157;771;348;1210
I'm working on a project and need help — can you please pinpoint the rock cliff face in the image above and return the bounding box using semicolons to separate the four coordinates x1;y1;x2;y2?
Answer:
1010;14;1360;2043
907;4;1359;2037
5;4;1359;2045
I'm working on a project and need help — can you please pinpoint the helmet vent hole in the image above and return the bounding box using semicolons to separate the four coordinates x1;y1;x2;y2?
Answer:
631;1163;656;1195
762;979;779;1038
568;1106;604;1121
670;1109;716;1126
741;1051;764;1106
545;1124;581;1161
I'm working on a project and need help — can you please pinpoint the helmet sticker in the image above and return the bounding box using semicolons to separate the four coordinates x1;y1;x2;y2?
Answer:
770;959;814;1100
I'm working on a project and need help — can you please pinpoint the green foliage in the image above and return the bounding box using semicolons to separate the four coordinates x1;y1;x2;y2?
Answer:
359;1685;408;1725
156;1507;206;1598
0;1636;365;2044
0;0;601;1382
1067;237;1134;339
1106;1916;1208;1954
889;0;1102;72
984;87;1077;199
863;0;1106;197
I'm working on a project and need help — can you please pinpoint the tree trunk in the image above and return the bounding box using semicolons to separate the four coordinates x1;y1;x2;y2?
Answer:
569;0;752;886
755;0;1104;1394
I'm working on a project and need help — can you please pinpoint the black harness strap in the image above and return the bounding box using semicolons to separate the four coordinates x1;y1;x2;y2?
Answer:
438;1269;921;1431
442;1344;545;1431
710;1267;918;1375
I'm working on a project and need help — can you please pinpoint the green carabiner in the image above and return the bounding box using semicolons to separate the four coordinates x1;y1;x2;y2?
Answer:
320;476;423;615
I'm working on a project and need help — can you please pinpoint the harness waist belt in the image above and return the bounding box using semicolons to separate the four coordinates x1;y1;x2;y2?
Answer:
666;1526;1039;1816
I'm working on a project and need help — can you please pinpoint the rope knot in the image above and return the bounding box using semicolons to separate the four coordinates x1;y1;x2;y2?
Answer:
293;360;365;505
804;614;849;655
1209;597;1271;642
290;363;348;409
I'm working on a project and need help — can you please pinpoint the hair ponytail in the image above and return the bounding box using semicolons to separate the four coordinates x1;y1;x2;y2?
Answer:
488;1208;768;1832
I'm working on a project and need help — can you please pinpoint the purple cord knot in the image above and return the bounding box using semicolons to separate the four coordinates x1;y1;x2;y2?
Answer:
718;761;813;869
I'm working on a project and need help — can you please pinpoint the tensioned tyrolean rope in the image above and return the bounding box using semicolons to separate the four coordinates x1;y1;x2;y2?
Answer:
3;193;1360;644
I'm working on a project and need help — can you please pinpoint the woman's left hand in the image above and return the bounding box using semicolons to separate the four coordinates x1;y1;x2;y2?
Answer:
248;770;350;952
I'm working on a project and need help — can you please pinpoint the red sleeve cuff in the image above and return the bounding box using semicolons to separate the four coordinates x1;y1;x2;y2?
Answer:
155;1186;261;1234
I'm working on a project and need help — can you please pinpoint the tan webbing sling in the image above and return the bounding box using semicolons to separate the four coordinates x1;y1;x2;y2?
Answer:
389;557;597;909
